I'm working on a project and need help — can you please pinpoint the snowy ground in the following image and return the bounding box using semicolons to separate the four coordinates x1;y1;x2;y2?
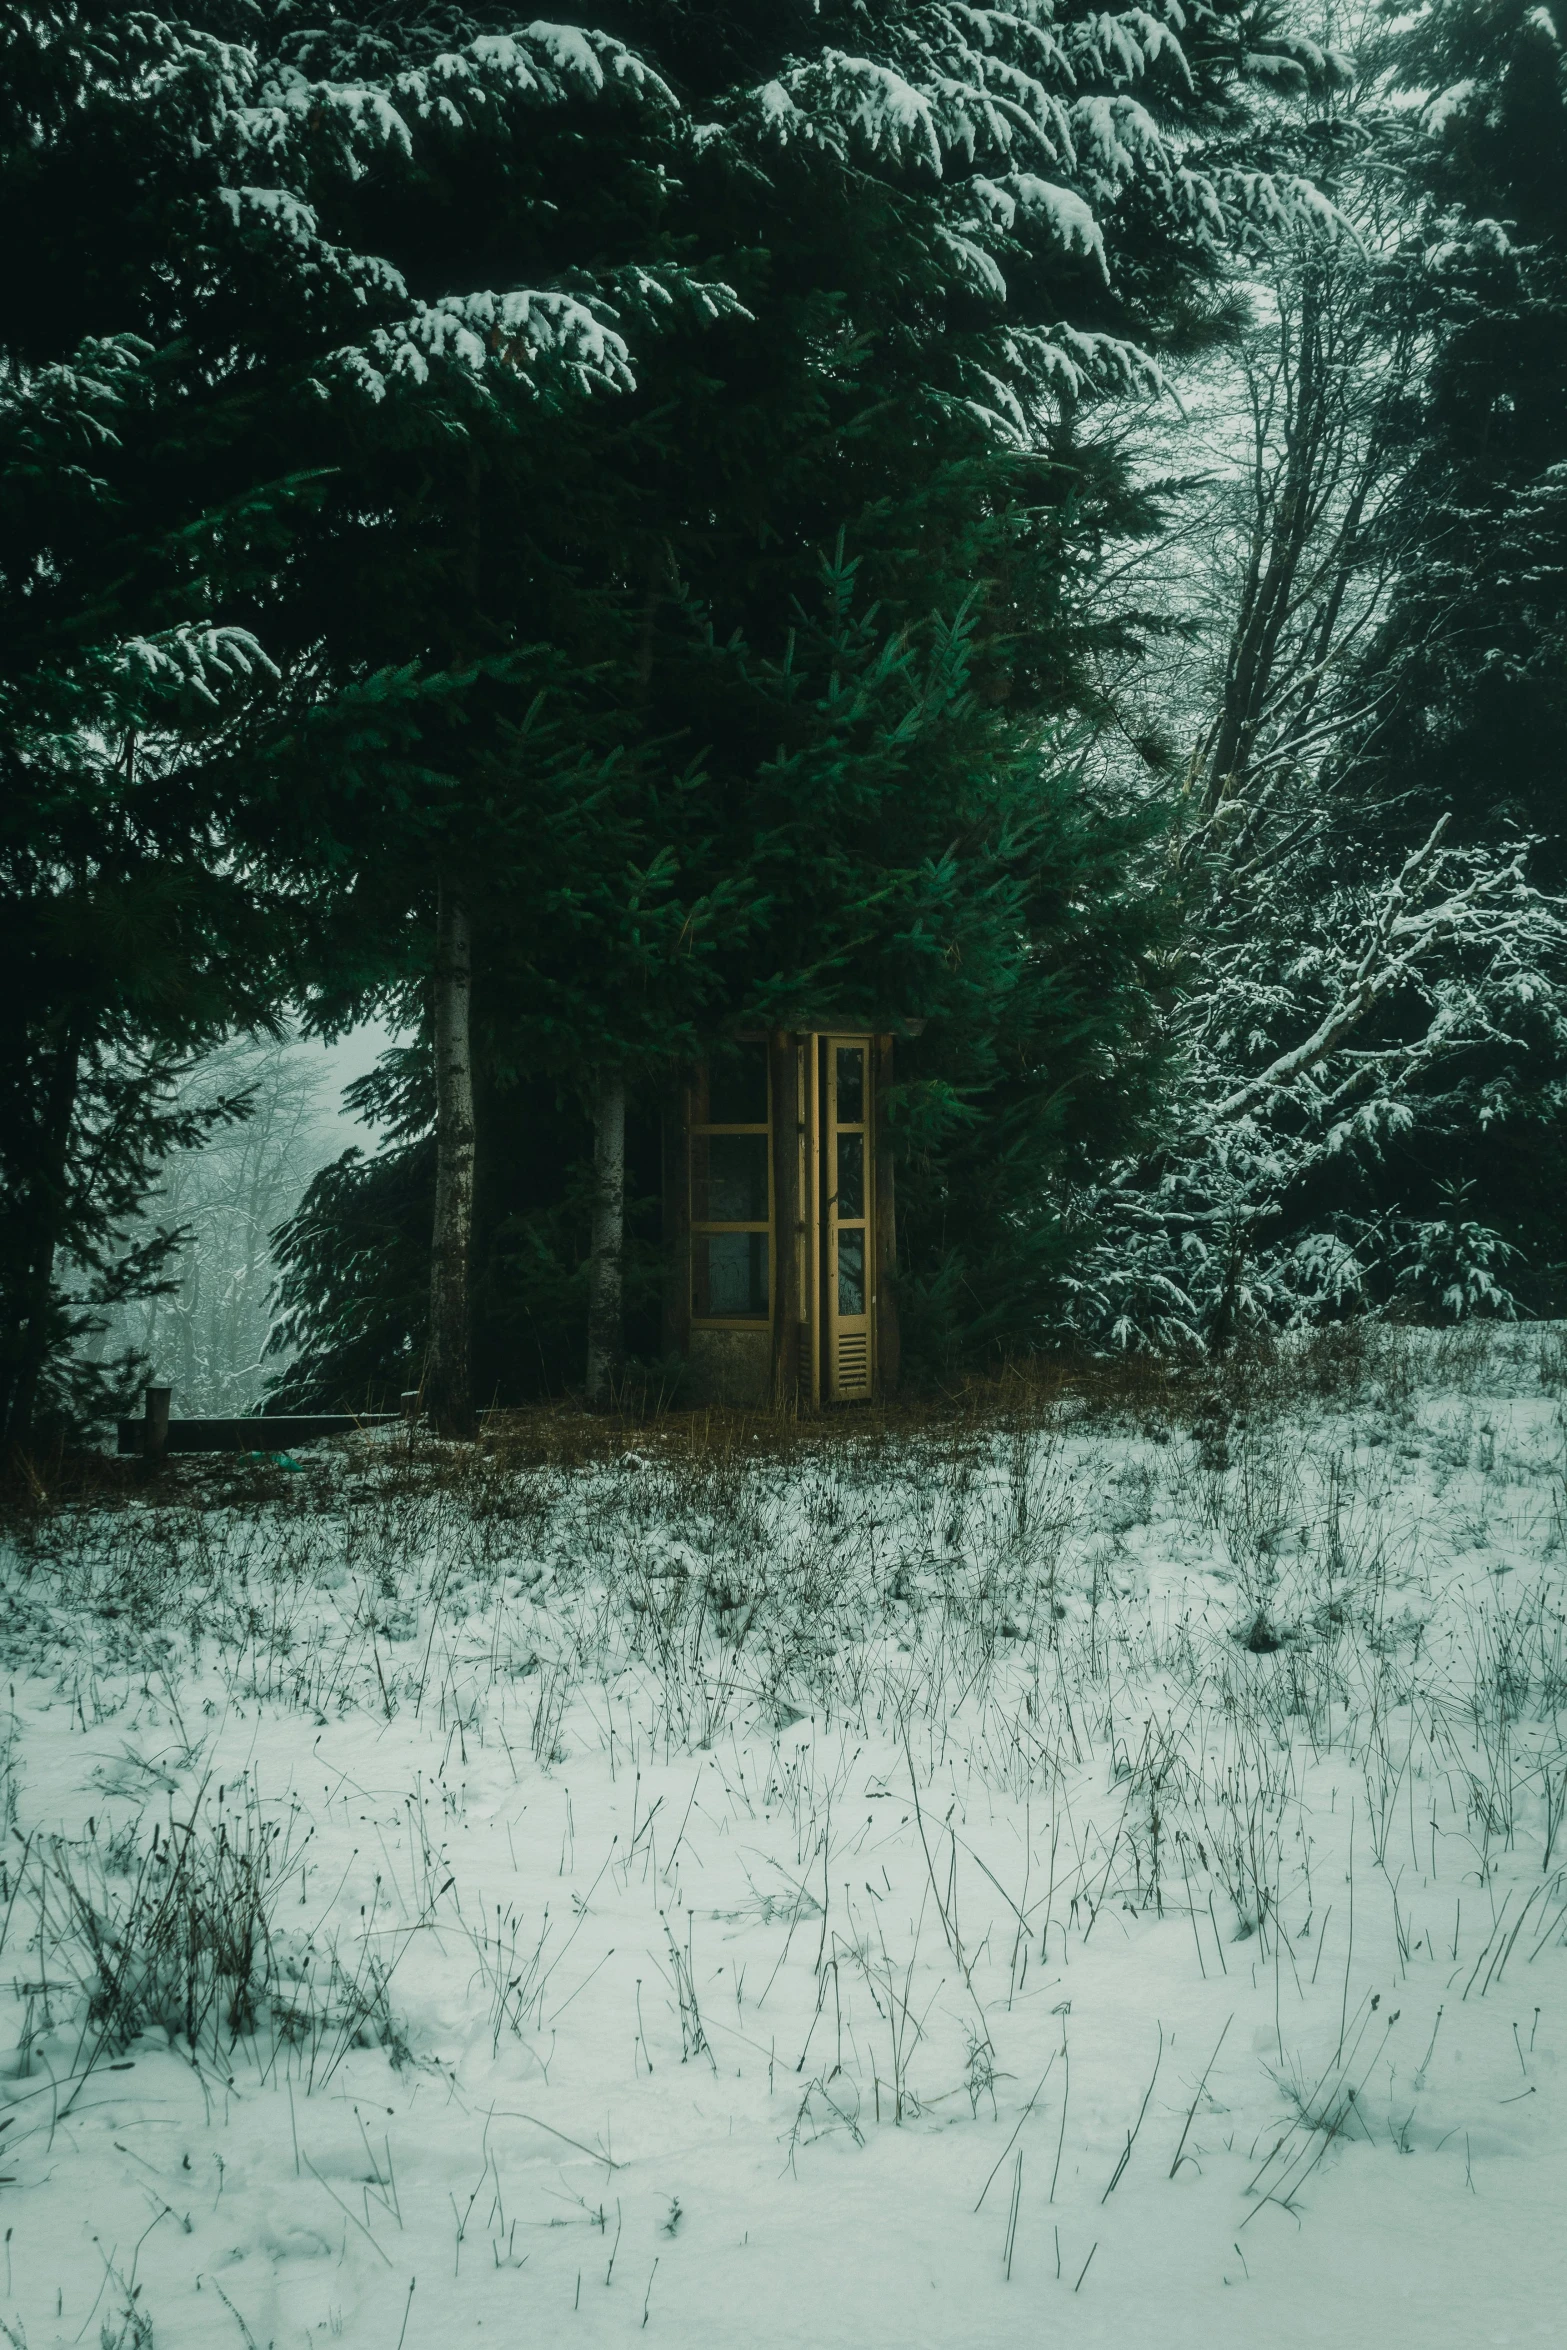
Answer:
3;1328;1566;2349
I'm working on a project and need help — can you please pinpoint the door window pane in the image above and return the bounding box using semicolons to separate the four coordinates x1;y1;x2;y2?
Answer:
692;1132;769;1222
837;1230;865;1316
693;1232;769;1319
700;1045;769;1125
835;1131;864;1219
835;1046;864;1125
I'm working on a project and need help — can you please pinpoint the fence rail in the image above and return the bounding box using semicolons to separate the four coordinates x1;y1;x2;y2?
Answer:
116;1386;407;1457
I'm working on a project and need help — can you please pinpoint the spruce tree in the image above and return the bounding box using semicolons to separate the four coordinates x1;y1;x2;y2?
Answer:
1346;0;1567;1298
1;6;317;1445
0;2;698;1441
4;1;1355;1424
1369;0;1567;855
261;0;1358;1400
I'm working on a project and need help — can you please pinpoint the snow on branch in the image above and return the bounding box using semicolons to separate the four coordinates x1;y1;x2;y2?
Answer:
0;336;150;458
334;288;635;400
1068;9;1193;86
101;20;673;193
1070;95;1174;196
329;260;745;405
968;174;1110;275
1211;821;1567;1125
1217;171;1356;248
115;624;280;705
213;187;410;308
392;23;676;128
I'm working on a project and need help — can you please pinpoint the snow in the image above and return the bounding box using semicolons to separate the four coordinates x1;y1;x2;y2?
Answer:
816;55;945;176
4;1331;1566;2345
339;291;635;402
115;624;279;703
1070;95;1172;195
1007;175;1108;271
1070;10;1191;86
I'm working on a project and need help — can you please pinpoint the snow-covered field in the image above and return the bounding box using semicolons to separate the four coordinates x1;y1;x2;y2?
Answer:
4;1329;1565;2349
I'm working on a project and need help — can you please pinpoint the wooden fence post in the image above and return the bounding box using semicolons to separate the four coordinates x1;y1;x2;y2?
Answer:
143;1385;172;1467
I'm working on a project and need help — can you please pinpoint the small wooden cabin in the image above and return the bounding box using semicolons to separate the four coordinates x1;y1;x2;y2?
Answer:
663;1031;900;1408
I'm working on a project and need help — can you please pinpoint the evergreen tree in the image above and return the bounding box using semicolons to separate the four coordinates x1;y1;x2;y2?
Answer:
1369;0;1567;856
260;0;1359;1403
1;6;314;1445
4;1;1358;1426
0;2;700;1442
1343;0;1567;1298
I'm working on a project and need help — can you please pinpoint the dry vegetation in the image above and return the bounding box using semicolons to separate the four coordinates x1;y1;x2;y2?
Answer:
1;1324;1564;2343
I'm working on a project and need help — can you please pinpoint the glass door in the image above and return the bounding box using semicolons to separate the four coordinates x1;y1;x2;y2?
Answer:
689;1045;772;1326
822;1036;873;1399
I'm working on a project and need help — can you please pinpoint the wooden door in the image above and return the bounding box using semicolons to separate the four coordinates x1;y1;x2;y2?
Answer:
822;1035;874;1400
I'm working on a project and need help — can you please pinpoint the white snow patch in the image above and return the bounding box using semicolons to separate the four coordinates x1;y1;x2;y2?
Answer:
2;1330;1565;2344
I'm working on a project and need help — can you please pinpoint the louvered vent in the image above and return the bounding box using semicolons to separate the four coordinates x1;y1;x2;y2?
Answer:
836;1331;870;1394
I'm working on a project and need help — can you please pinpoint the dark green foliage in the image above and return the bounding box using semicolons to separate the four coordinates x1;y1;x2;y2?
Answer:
0;6;325;1442
275;551;1169;1397
265;1045;435;1412
1343;0;1567;1292
1369;0;1567;856
256;0;1340;1400
0;2;690;1441
269;1035;673;1406
5;0;1369;1421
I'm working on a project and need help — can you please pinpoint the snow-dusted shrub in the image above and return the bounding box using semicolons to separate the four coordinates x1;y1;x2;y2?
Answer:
1392;1188;1519;1321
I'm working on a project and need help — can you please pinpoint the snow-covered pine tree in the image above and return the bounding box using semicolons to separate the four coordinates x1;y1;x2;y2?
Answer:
1367;0;1567;854
3;0;1366;1428
1348;0;1567;1293
262;1;1370;1400
0;0;756;1438
0;2;702;1445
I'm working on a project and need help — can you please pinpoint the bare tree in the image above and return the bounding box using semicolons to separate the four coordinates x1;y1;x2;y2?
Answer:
1063;164;1567;1346
1177;232;1414;868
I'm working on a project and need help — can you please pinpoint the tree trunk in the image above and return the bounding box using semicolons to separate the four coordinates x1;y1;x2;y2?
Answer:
585;1067;626;1408
427;874;476;1436
3;1022;82;1453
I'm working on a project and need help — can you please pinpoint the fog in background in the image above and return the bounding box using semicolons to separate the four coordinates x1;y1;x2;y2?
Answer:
90;1024;391;1415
